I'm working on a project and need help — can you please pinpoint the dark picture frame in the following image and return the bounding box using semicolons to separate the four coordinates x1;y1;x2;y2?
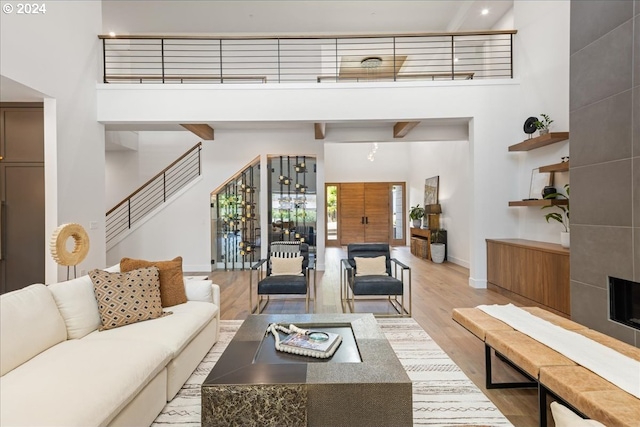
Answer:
424;176;439;206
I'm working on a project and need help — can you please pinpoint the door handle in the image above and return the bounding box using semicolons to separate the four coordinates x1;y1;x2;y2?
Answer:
365;217;369;224
361;216;365;224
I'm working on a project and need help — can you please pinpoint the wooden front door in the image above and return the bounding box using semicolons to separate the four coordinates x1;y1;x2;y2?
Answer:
339;183;366;244
338;182;390;245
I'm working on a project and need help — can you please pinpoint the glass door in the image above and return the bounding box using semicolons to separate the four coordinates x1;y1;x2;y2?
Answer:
325;184;339;246
390;183;406;246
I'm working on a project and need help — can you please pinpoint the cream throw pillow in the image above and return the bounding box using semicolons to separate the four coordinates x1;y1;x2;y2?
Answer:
354;256;388;276
271;256;304;276
550;402;605;427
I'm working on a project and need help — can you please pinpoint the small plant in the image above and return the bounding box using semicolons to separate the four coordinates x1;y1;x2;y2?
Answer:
534;113;554;131
431;228;444;244
410;204;425;220
542;184;569;232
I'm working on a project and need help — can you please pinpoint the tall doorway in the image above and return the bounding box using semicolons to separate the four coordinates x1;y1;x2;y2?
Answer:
0;104;45;293
325;182;406;246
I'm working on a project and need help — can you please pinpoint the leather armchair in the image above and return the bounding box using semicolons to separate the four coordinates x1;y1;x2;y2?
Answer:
341;243;411;317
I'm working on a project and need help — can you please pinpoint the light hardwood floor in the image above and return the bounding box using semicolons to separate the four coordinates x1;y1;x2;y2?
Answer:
209;246;550;427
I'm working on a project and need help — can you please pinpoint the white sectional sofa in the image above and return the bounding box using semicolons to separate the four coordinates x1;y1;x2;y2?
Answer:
0;267;220;427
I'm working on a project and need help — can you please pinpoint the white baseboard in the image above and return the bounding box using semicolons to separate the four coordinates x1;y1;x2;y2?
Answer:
184;265;213;273
446;255;469;269
468;277;487;289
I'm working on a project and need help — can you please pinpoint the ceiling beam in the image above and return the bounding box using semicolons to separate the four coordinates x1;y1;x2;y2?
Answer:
181;123;214;140
393;121;420;138
314;122;326;140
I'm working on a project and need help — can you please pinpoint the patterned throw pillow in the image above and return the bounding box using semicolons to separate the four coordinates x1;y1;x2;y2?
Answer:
90;267;171;331
120;256;187;307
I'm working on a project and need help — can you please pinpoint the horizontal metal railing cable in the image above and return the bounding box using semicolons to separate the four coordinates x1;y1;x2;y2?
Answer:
99;30;516;84
106;142;202;245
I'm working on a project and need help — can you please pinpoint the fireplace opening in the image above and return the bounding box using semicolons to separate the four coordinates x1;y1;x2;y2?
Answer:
609;277;640;330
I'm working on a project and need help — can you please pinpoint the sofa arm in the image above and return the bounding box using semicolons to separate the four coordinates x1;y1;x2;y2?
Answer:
184;279;213;302
210;283;220;308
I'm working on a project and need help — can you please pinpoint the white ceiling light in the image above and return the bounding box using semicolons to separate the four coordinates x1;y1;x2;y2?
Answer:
481;8;489;15
361;57;383;69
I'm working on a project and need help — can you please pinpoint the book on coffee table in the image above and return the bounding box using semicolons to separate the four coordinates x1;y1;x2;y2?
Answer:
278;331;342;358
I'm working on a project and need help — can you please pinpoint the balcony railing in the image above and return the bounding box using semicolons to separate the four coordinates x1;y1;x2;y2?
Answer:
99;30;516;84
106;142;202;247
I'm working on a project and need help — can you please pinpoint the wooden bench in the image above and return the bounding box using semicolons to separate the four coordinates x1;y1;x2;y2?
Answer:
452;307;640;426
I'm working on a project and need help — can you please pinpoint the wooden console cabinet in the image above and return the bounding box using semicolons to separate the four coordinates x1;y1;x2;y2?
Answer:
410;228;447;261
486;239;570;315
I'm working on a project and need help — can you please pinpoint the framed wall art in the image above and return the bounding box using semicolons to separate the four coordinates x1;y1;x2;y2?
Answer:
528;168;552;200
424;176;439;206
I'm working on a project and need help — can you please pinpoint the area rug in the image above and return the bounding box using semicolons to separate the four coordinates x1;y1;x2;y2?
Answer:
152;319;513;427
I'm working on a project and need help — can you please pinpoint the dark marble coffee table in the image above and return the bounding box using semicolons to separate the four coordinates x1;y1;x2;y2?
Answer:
201;313;412;427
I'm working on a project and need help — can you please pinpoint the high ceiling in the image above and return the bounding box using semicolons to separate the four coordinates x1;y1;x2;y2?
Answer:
101;1;513;36
2;1;514;140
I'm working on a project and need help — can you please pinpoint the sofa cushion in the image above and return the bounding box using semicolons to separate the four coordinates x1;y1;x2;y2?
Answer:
84;301;218;357
0;338;171;427
120;256;187;307
0;284;67;376
550;402;605;427
90;267;170;331
48;275;101;339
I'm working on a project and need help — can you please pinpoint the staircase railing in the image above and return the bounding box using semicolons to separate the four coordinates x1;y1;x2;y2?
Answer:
99;30;516;84
106;141;202;246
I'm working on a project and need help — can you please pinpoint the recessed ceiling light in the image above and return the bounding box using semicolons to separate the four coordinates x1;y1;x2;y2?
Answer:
361;57;383;69
109;31;116;37
454;57;459;62
481;8;489;15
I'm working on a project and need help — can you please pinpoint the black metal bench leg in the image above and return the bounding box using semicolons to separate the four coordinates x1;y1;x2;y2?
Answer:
484;344;538;389
539;383;548;427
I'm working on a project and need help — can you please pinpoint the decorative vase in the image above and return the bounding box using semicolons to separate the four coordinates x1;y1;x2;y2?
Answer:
539;128;550;136
560;231;570;248
430;243;445;263
412;219;422;228
542;186;556;199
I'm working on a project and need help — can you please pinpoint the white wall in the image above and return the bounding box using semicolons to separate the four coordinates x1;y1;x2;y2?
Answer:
98;80;521;285
324;141;410;183
512;1;571;244
0;1;105;282
409;140;470;267
105;131;199;208
107;128;326;271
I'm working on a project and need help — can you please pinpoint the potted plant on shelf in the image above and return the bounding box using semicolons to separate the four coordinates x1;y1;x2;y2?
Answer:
542;183;569;248
410;204;425;228
430;229;446;263
534;113;554;136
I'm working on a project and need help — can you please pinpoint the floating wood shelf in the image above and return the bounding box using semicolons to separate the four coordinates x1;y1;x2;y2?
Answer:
509;199;569;207
539;161;570;173
509;132;570;152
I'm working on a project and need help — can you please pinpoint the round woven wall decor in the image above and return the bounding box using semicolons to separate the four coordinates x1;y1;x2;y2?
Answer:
50;223;90;266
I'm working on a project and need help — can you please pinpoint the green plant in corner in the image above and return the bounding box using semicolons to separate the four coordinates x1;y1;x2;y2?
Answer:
534;113;554;131
410;204;425;220
541;184;569;232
